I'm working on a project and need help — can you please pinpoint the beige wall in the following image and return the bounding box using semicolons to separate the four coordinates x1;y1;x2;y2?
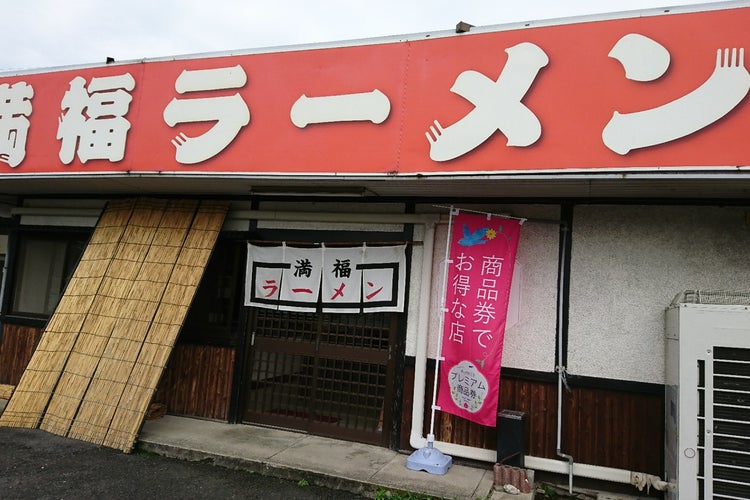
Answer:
568;205;750;384
415;204;561;373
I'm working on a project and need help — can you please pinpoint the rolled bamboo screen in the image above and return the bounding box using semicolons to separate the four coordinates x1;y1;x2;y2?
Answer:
0;198;227;452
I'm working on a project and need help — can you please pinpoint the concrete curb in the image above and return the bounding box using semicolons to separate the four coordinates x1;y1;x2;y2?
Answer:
138;440;389;498
136;416;497;500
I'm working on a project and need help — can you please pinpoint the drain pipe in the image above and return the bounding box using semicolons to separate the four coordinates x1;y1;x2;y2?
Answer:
556;367;574;495
410;219;436;450
556;222;574;495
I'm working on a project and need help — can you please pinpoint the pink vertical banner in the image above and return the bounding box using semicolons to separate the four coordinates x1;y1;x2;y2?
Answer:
436;211;522;426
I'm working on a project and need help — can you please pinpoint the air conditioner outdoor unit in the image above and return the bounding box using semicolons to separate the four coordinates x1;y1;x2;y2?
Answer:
665;291;750;500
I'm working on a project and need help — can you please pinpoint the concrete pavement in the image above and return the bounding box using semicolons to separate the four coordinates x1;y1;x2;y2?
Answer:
1;398;528;499
138;415;518;499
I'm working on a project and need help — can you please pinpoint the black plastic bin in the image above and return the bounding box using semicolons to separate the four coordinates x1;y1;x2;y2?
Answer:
496;409;527;467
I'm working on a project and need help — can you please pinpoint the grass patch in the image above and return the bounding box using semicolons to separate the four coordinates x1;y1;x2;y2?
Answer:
375;489;446;500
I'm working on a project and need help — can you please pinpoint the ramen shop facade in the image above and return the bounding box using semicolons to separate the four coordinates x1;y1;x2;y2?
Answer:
1;1;750;487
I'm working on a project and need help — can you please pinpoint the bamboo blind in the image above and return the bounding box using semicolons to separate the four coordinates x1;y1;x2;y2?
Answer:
0;384;15;400
0;199;227;453
0;199;135;429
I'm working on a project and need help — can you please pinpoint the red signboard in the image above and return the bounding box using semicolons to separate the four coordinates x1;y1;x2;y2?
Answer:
1;6;749;176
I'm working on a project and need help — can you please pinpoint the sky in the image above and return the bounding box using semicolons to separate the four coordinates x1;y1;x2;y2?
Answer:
0;0;735;72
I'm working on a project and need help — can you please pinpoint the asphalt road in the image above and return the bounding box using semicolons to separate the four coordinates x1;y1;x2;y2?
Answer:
0;426;369;500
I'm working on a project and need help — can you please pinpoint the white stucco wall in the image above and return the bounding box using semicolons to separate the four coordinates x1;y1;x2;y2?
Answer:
568;205;750;384
411;205;560;373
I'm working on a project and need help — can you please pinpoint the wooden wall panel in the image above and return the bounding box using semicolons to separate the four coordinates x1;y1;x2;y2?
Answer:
0;324;44;386
154;343;235;421
0;330;236;423
562;386;663;473
402;365;663;475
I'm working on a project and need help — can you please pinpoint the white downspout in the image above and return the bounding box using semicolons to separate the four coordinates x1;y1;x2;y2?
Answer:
409;219;435;451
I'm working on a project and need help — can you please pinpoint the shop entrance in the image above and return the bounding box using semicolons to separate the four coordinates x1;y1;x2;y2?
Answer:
241;307;398;446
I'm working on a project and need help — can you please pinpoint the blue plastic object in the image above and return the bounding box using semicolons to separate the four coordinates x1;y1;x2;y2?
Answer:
406;441;453;475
